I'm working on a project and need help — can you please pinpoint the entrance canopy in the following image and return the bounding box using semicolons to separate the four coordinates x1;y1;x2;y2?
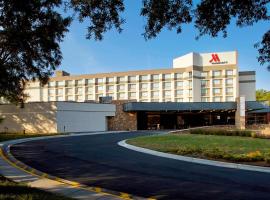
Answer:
123;101;267;112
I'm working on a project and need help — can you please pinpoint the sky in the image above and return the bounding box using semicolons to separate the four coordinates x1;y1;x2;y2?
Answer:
59;1;270;90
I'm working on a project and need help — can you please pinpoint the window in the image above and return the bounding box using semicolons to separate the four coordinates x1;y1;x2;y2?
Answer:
107;85;114;91
118;84;125;91
226;87;233;94
226;78;233;85
201;80;209;87
151;99;159;102
76;87;83;94
56;88;63;95
67;96;73;101
152;74;159;81
213;88;221;94
213;96;222;102
57;81;64;87
86;79;93;85
213;70;221;77
201;71;208;78
189;89;192;96
140;75;148;81
201;97;209;102
48;96;54;101
118;92;125;99
97;78;103;83
118;76;125;83
66;88;73;95
176;81;183;88
151;82;159;90
141;83;148;90
56;96;63;101
76;79;83;85
76;95;83;101
86;87;93;94
226;70;233;76
175;98;183;102
129;92;136;99
151;91;159;97
213;79;221;86
226;96;234;101
48;89;54;95
164;82;171;89
86;94;93;100
141;91;148;98
175;73;183;79
164;91;171;97
175;90;183;96
188;71;192;78
107;77;114;83
201;88;209;96
128;84;136;90
128;76;136;82
48;82;55;87
97;85;103;92
163;74;171;79
188;80;192;88
66;80;73;86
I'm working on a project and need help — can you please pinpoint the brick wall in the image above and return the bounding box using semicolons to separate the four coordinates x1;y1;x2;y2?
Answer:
108;100;137;131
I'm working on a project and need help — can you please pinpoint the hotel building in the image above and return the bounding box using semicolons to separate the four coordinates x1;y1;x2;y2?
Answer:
25;51;256;103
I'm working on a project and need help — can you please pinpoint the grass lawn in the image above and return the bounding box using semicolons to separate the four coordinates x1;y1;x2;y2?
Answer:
0;175;73;200
127;134;270;166
0;133;74;200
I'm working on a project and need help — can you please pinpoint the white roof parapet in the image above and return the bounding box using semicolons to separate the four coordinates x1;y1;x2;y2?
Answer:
173;51;237;68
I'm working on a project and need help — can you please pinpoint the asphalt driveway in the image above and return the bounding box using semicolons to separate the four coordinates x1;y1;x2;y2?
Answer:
10;131;270;200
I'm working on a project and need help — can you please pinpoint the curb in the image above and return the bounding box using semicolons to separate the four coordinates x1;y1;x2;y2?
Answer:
118;138;270;174
0;132;152;200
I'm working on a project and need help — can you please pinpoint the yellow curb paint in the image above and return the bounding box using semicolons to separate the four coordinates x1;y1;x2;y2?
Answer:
120;192;131;199
0;146;145;199
94;187;102;192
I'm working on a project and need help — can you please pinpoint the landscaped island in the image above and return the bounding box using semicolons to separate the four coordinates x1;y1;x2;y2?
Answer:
127;128;270;167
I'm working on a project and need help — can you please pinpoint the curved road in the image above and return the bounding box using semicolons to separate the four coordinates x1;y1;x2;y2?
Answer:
11;131;270;200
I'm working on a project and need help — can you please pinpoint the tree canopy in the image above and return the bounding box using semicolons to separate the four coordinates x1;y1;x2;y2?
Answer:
256;89;270;105
0;0;270;103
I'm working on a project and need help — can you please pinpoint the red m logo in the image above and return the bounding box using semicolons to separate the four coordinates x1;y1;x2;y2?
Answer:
209;54;220;63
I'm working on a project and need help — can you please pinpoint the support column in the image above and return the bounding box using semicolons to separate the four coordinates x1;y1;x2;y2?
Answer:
235;96;246;129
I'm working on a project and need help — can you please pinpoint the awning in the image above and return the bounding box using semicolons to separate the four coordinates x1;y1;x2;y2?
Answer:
123;101;267;112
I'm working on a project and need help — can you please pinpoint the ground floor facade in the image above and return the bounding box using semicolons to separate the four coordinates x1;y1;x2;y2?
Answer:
0;100;269;133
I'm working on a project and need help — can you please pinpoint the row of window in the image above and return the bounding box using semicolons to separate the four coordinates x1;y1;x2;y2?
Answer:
201;78;234;87
201;70;234;78
48;81;194;95
201;96;234;102
49;95;234;102
201;87;234;96
49;90;193;99
48;70;234;87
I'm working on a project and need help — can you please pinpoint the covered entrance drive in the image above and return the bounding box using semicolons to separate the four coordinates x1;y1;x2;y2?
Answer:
137;111;235;130
124;101;267;130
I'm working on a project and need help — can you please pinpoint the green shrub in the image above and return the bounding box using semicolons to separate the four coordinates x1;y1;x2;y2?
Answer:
190;128;252;137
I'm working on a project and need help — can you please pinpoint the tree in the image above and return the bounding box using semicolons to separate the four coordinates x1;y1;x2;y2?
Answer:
0;0;269;103
256;89;270;105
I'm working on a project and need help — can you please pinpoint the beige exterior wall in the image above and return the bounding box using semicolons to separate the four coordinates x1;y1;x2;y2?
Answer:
0;102;116;134
23;51;253;103
0;102;57;134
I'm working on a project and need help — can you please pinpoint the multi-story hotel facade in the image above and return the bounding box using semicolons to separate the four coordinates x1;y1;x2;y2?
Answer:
25;51;255;103
1;51;268;133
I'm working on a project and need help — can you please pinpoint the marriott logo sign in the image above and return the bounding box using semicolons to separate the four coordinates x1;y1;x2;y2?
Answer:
209;53;228;65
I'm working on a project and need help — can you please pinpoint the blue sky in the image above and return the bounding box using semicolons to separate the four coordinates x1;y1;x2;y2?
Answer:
60;1;270;90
